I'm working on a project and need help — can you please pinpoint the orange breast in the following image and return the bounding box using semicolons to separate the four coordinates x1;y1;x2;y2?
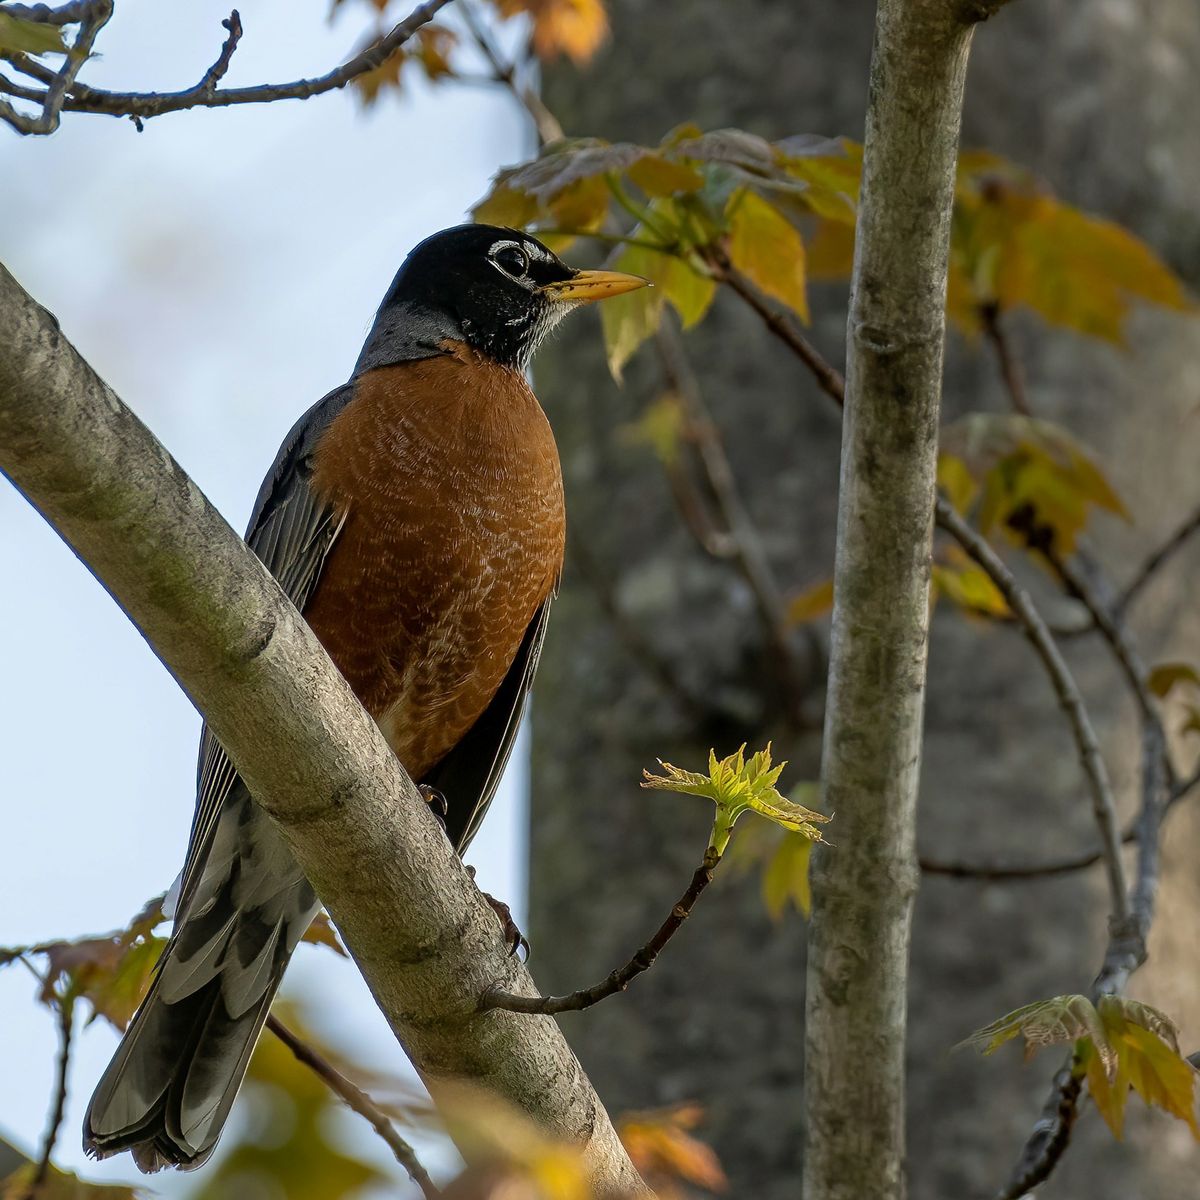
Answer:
304;344;565;780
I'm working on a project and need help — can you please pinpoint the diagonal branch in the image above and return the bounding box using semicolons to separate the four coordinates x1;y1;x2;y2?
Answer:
267;1016;440;1200
0;261;646;1197
0;0;454;129
20;994;75;1200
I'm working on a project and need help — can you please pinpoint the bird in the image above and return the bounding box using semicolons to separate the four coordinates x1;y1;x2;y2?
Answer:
82;223;647;1173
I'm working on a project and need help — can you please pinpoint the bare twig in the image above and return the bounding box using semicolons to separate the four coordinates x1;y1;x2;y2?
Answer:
705;250;846;412
995;1066;1083;1200
267;1016;440;1199
1115;502;1200;619
656;317;817;721
934;499;1129;919
980;301;1032;416
459;0;563;145
0;0;453;128
21;994;74;1200
1;0;111;135
196;10;244;96
481;847;720;1014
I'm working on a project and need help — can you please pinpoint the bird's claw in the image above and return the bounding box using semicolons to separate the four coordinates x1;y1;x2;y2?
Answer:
418;784;448;833
463;868;529;959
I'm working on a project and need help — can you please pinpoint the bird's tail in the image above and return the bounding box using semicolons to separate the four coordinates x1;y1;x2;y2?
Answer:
84;786;319;1171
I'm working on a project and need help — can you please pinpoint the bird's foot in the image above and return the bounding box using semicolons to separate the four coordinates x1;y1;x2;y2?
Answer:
418;784;448;834
465;866;530;960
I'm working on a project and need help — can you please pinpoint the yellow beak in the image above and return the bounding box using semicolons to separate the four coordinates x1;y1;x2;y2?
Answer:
540;269;651;304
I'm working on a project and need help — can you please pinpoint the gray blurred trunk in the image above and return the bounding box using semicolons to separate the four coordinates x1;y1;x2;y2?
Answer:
528;2;1200;1196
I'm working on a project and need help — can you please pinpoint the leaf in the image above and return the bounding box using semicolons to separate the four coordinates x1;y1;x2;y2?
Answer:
0;1138;139;1198
726;190;809;321
958;994;1112;1069
600;244;666;380
626;153;705;198
1146;662;1200;699
931;546;1010;619
301;910;348;957
619;1103;727;1196
942;414;1128;556
952;157;1196;343
761;829;815;919
642;743;830;856
619;392;686;466
495;0;608;64
964;993;1200;1144
787;577;834;625
937;452;979;515
0;13;67;57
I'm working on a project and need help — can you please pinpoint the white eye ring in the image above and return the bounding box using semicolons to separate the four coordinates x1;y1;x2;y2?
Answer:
489;239;531;281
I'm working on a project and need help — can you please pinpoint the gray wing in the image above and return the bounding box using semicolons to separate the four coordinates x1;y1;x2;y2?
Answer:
423;596;553;853
177;383;354;913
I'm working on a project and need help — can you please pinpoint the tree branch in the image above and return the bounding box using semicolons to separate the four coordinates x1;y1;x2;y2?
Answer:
267;1015;440;1200
934;499;1128;919
1115;502;1200;619
481;847;720;1015
20;994;74;1200
979;301;1032;415
0;261;646;1197
0;0;453;128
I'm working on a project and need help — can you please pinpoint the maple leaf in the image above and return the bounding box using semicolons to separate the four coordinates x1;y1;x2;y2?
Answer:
931;545;1010;619
642;743;830;855
495;0;608;65
726;189;809;321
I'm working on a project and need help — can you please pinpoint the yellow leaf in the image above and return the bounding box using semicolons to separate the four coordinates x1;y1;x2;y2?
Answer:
937;452;979;515
1146;662;1200;699
787;577;834;625
806;218;856;282
726;189;809;321
627;154;705;197
761;829;815;919
619;1104;728;1195
959;994;1111;1068
496;0;608;64
932;549;1010;618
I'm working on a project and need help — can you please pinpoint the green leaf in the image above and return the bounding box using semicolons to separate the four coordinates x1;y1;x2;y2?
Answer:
641;743;830;856
619;392;686;466
726;189;809;321
958;994;1111;1068
761;829;815;919
1146;662;1200;699
0;13;67;57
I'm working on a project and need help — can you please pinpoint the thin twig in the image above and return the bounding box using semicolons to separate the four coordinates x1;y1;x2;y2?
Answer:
267;1015;440;1199
705;250;846;411
980;301;1032;416
995;546;1172;1199
196;10;243;96
22;994;74;1200
656;316;816;721
459;0;562;145
1;1;95;23
1115;502;1200;619
0;0;453;128
481;847;720;1014
0;0;110;134
935;499;1129;919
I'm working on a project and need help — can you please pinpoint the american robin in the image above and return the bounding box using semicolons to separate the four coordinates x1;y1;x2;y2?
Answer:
82;224;647;1173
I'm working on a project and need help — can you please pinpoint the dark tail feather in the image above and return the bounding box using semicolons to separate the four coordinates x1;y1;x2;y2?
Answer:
83;953;285;1171
84;787;317;1171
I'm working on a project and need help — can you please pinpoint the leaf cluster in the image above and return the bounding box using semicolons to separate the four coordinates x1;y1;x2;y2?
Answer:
641;743;829;856
962;993;1200;1141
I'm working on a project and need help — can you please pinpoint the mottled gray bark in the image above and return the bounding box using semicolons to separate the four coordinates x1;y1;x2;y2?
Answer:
531;2;1200;1197
804;5;978;1197
0;262;646;1198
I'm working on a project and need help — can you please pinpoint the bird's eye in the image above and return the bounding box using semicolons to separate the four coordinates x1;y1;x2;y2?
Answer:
491;244;529;278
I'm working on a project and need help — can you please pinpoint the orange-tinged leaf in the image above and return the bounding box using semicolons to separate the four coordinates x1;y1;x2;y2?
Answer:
1146;662;1200;699
619;1104;727;1195
496;0;608;64
787;577;834;625
301;910;348;956
726;189;808;322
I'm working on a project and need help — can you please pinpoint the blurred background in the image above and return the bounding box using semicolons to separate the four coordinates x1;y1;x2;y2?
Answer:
4;1;1200;1198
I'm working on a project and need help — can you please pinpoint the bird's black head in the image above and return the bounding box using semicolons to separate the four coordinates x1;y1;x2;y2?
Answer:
355;224;647;375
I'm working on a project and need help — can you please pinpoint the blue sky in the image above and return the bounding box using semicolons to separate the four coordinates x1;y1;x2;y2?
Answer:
0;1;533;1190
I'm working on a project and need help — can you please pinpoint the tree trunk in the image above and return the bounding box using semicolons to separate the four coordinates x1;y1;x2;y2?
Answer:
529;2;1200;1197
